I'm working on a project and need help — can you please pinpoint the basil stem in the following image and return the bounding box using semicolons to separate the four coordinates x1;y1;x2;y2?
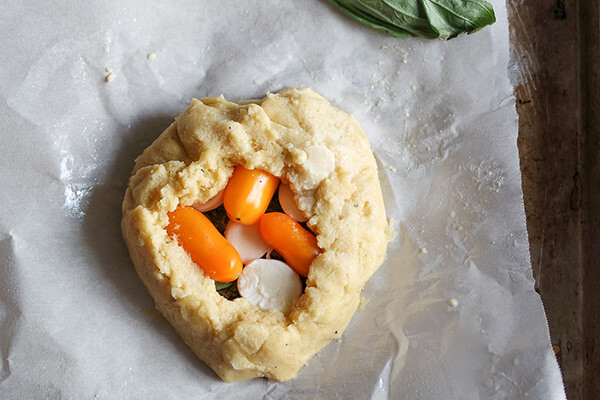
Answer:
330;0;496;40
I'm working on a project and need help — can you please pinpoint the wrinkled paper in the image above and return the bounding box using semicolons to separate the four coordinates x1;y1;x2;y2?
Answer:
0;0;566;398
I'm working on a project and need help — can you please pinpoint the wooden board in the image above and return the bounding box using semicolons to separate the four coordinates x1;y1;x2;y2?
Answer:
508;1;600;398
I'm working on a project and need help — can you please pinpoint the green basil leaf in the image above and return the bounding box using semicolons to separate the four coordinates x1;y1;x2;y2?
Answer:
330;0;496;40
215;281;235;291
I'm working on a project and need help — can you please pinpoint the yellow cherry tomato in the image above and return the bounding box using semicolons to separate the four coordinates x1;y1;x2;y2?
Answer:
259;212;321;277
166;206;242;282
223;166;279;225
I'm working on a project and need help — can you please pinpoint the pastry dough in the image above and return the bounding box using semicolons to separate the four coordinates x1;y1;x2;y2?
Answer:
121;88;390;382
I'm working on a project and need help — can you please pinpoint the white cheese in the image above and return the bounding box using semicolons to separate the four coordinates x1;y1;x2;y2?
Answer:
225;221;270;264
237;259;302;313
278;183;308;222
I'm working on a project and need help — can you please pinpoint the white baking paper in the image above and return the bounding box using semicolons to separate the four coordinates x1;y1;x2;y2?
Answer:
0;0;566;398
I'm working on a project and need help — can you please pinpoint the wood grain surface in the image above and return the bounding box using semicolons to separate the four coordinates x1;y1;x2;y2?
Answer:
508;1;599;398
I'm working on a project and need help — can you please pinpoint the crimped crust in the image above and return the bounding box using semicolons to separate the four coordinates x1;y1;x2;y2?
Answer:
121;88;389;382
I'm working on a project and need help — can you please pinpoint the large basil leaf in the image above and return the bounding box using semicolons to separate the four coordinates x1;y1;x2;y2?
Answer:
330;0;496;40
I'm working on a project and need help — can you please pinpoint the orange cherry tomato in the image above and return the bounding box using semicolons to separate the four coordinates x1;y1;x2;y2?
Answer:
166;206;242;282
223;166;279;225
259;212;321;277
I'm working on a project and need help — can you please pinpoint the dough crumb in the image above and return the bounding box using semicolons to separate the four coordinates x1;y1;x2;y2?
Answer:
105;72;116;82
448;298;458;307
358;296;369;310
385;219;396;242
105;67;113;73
419;247;428;254
147;52;157;60
253;80;262;85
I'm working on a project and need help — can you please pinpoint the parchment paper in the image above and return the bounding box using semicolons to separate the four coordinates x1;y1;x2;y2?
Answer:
0;0;567;398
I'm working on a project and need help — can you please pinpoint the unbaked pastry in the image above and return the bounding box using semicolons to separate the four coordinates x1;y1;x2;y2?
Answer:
121;88;390;382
